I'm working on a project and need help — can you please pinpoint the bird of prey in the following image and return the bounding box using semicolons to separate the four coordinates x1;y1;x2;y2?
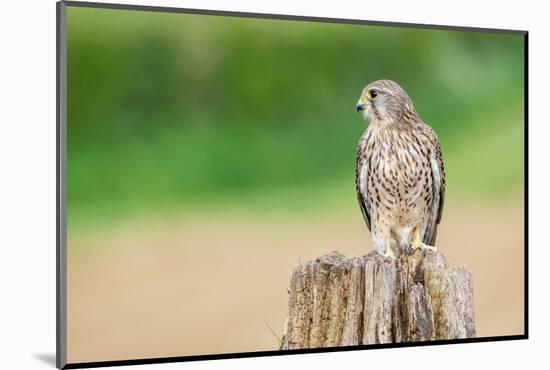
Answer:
355;80;445;258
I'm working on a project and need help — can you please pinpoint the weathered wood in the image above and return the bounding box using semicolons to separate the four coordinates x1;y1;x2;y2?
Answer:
280;249;474;349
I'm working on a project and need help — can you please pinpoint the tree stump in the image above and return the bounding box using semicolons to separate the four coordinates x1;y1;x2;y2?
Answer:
280;249;475;349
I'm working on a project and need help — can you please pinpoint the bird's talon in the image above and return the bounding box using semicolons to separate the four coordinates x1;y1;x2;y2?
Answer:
419;244;437;256
424;245;438;253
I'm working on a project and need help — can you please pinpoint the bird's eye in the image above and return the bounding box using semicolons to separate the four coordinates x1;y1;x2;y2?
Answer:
369;90;378;99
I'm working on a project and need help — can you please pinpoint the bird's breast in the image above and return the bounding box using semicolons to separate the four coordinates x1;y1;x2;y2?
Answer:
363;128;433;222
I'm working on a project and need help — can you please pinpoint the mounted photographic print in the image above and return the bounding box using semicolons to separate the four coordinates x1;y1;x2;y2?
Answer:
56;1;528;368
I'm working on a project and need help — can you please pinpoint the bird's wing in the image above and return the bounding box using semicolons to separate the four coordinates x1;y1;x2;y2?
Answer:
356;145;371;231
423;138;446;246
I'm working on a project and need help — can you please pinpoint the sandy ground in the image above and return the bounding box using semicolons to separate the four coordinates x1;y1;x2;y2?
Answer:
67;199;524;363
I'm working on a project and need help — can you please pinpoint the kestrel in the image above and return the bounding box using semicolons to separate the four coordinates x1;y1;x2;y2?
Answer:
355;80;445;258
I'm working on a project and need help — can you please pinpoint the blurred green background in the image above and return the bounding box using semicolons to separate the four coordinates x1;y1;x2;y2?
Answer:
67;7;524;228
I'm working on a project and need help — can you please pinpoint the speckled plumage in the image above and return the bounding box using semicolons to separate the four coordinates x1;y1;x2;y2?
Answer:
355;80;445;257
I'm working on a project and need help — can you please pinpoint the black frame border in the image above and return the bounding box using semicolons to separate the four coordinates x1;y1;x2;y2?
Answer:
56;1;529;369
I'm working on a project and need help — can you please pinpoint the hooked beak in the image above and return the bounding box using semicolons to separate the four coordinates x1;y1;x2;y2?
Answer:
356;102;366;113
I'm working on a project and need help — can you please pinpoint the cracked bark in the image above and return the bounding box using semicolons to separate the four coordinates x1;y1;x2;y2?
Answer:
280;249;475;349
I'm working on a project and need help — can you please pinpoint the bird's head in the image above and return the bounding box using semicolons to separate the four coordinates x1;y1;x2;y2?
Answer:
356;80;417;126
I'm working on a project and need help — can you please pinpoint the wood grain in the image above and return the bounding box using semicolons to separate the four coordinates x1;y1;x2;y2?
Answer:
281;249;475;349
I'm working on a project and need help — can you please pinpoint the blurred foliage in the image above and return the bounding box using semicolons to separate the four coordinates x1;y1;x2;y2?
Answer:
67;7;524;223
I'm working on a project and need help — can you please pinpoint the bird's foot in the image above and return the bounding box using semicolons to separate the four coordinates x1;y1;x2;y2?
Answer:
408;240;437;255
407;228;437;255
423;244;437;253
